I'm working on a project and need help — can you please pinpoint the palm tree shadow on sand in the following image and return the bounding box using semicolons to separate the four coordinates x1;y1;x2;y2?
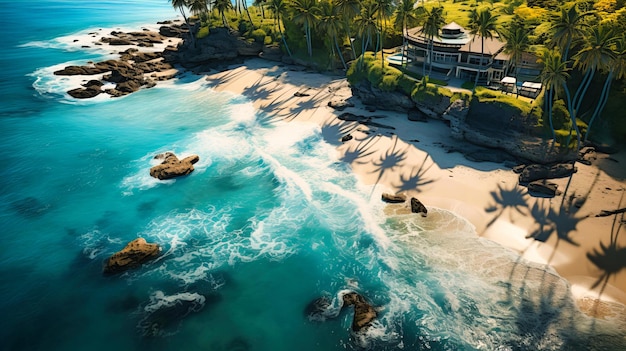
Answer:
484;184;530;229
392;154;436;194
360;136;409;198
586;189;626;310
339;134;379;165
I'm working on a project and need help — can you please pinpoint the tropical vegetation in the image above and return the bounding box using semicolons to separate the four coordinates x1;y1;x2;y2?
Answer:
167;0;626;146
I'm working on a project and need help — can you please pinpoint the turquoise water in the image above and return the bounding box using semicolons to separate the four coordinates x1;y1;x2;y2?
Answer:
1;1;625;350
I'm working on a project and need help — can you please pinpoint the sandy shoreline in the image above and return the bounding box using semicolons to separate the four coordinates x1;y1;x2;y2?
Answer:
199;58;626;313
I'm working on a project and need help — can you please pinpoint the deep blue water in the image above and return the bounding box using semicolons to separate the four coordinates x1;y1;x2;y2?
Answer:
1;1;625;350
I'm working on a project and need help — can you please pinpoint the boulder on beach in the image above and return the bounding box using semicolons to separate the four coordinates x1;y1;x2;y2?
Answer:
342;292;378;332
381;193;407;203
518;163;577;184
103;238;161;274
150;152;200;180
410;197;428;217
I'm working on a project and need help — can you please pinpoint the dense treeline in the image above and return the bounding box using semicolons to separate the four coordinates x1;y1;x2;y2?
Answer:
170;0;625;147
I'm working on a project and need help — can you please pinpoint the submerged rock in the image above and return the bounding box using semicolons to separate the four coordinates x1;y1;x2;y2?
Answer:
149;152;200;180
103;238;161;274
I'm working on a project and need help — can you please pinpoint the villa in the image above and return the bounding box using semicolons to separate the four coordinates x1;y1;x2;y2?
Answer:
403;22;510;85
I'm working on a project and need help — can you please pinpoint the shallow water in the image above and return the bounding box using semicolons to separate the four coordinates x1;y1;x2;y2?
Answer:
1;1;625;350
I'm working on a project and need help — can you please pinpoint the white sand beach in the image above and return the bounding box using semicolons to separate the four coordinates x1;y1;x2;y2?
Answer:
202;58;626;315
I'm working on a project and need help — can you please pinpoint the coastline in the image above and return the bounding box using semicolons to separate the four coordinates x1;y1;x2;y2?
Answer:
201;58;626;312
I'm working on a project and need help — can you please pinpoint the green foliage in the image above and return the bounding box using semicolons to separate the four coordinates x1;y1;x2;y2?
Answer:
196;26;210;39
551;99;570;129
398;75;416;95
250;28;267;43
367;60;385;86
461;81;476;90
411;81;444;105
264;36;273;45
473;86;533;116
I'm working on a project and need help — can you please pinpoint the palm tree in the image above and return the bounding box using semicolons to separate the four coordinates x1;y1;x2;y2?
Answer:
375;0;394;62
291;0;320;57
500;25;530;98
335;0;360;59
585;34;625;142
189;0;208;22
213;0;233;28
171;0;196;47
268;0;292;57
253;0;266;19
420;6;445;76
354;0;378;61
393;0;420;66
318;0;347;69
550;4;593;62
538;48;570;142
571;24;617;127
468;8;499;90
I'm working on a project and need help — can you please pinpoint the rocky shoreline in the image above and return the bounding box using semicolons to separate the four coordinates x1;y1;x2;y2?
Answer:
55;19;618;168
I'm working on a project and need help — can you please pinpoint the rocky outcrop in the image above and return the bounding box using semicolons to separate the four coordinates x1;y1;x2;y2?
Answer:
103;238;161;274
350;81;415;112
150;152;200;180
410;197;428;217
381;193;406;203
518;163;577;184
342;292;378;332
54;48;175;98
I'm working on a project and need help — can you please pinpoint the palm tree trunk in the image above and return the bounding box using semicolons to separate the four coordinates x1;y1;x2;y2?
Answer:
335;35;347;70
563;82;581;150
179;7;197;48
278;14;292;57
573;69;594;114
585;70;614;142
345;19;356;60
548;88;556;141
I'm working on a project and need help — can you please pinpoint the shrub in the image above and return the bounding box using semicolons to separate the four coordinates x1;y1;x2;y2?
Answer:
196;26;209;39
398;75;417;95
250;28;267;43
551;99;570;130
264;36;273;45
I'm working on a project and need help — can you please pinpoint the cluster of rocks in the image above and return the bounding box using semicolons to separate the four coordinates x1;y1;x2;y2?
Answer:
514;162;577;197
381;192;428;217
54;25;185;98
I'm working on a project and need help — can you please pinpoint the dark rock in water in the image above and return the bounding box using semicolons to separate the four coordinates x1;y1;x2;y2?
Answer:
528;180;561;197
519;163;577;184
12;196;51;217
381;193;406;203
224;337;251;351
137;292;205;337
103;238;161;274
305;296;332;321
342;292;377;332
149;152;200;180
341;134;353;143
68;86;101;99
410;197;428;217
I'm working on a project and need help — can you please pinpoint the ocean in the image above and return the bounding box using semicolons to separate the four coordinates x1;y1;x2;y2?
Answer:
1;1;624;350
